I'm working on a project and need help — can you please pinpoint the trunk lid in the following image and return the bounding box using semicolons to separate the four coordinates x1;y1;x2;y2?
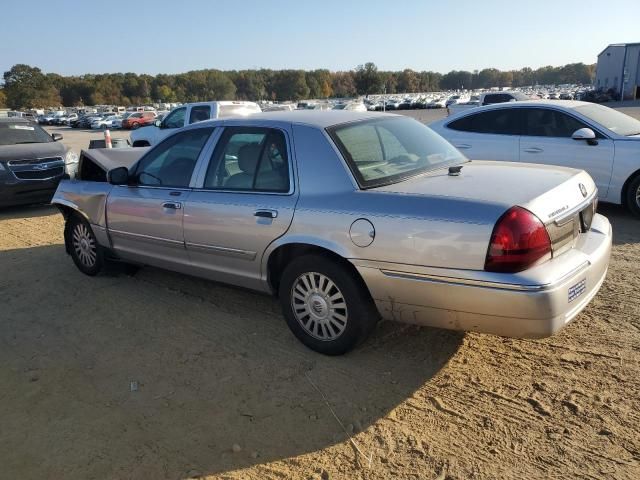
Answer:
372;160;598;256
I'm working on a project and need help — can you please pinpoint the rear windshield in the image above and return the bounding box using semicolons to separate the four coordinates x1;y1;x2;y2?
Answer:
0;123;53;146
574;104;640;136
328;116;466;188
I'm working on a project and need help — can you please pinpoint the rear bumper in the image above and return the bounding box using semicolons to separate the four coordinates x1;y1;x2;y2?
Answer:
354;214;612;338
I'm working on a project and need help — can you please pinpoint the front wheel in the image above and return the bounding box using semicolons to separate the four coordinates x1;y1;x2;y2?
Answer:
279;254;379;355
626;175;640;218
132;122;140;130
66;215;104;275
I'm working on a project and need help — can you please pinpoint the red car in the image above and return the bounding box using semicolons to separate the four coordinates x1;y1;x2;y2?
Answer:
122;111;157;129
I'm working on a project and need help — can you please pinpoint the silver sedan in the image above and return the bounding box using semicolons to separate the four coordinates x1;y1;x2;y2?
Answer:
52;111;611;355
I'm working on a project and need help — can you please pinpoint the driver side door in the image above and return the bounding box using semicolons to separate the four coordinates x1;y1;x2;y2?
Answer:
107;127;215;269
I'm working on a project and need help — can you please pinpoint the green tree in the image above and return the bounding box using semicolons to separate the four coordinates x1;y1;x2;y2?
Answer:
397;69;419;93
0;89;6;108
331;71;357;98
271;70;309;101
3;64;60;109
354;62;381;95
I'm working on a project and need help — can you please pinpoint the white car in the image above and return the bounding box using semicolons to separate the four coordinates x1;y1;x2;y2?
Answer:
130;101;261;147
430;100;640;216
91;115;120;130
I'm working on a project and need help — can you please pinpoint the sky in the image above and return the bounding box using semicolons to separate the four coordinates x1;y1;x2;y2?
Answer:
1;0;638;76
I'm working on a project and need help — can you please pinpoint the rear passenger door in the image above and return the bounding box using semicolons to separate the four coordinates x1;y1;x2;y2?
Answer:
183;126;298;290
444;108;521;161
519;107;614;197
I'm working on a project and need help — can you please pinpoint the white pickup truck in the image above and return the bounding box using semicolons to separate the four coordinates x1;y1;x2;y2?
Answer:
129;101;261;146
447;91;530;115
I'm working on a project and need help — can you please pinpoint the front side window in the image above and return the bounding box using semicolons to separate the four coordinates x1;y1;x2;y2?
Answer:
133;127;214;188
329;116;466;189
163;107;186;128
203;127;290;192
189;105;211;124
447;109;521;135
521;108;591;138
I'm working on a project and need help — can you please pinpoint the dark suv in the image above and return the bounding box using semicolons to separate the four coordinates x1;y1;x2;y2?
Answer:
0;118;77;207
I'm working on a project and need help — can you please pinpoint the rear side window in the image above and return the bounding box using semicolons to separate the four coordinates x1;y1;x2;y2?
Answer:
521;108;594;138
448;109;521;135
189;105;211;124
203;127;290;192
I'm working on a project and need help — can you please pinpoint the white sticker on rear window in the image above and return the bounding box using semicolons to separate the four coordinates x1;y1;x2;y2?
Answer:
10;125;35;130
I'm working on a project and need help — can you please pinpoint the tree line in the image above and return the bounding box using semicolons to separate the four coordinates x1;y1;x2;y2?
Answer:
0;62;595;110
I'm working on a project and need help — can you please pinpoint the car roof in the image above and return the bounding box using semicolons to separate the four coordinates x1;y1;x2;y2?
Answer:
439;100;593;124
196;110;402;129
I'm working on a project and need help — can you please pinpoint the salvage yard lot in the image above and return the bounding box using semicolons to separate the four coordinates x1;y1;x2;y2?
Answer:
1;107;640;480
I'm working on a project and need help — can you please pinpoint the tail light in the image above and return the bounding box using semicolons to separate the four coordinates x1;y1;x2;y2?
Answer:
485;206;551;273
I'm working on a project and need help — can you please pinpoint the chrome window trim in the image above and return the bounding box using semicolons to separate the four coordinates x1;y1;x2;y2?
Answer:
192;125;296;196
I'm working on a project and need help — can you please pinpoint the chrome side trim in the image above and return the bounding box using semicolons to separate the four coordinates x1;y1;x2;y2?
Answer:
552;189;597;226
109;229;185;246
185;241;256;260
379;261;590;292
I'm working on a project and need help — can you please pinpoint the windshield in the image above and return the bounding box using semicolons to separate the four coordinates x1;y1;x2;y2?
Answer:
574;104;640;136
0;122;53;146
328;116;467;188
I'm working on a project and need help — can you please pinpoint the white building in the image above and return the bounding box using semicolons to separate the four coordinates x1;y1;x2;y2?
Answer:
595;43;640;99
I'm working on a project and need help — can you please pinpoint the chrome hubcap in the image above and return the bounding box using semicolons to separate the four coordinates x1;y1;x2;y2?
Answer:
291;272;348;341
635;185;640;207
72;223;96;267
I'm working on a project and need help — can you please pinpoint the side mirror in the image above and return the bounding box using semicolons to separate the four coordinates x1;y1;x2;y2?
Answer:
107;166;130;185
155;120;162;127
572;128;598;145
52;133;63;141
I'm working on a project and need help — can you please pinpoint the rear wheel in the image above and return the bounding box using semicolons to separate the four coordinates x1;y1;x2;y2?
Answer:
626;175;640;218
66;215;104;276
279;254;379;355
132;122;140;130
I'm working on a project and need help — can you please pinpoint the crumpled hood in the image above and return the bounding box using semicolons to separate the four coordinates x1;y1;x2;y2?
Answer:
0;141;67;162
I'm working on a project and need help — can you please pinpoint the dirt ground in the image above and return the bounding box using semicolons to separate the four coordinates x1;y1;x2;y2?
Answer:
1;204;639;479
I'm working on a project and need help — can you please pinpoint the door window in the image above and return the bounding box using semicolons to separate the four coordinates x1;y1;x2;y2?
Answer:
203;127;290;192
163;107;186;129
447;109;521;135
189;105;211;124
133;127;214;188
521;108;590;137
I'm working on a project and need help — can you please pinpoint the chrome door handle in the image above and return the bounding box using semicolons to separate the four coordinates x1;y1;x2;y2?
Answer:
162;201;182;210
523;147;543;153
454;143;471;150
254;209;278;219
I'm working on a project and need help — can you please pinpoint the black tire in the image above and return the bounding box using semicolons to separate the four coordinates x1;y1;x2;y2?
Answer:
279;254;379;355
66;214;104;276
626;174;640;218
132;122;140;130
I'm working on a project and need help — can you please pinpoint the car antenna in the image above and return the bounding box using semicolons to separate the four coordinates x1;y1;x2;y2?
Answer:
448;165;463;176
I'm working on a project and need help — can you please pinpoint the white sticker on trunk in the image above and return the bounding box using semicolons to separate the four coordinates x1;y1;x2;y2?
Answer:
568;278;587;303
